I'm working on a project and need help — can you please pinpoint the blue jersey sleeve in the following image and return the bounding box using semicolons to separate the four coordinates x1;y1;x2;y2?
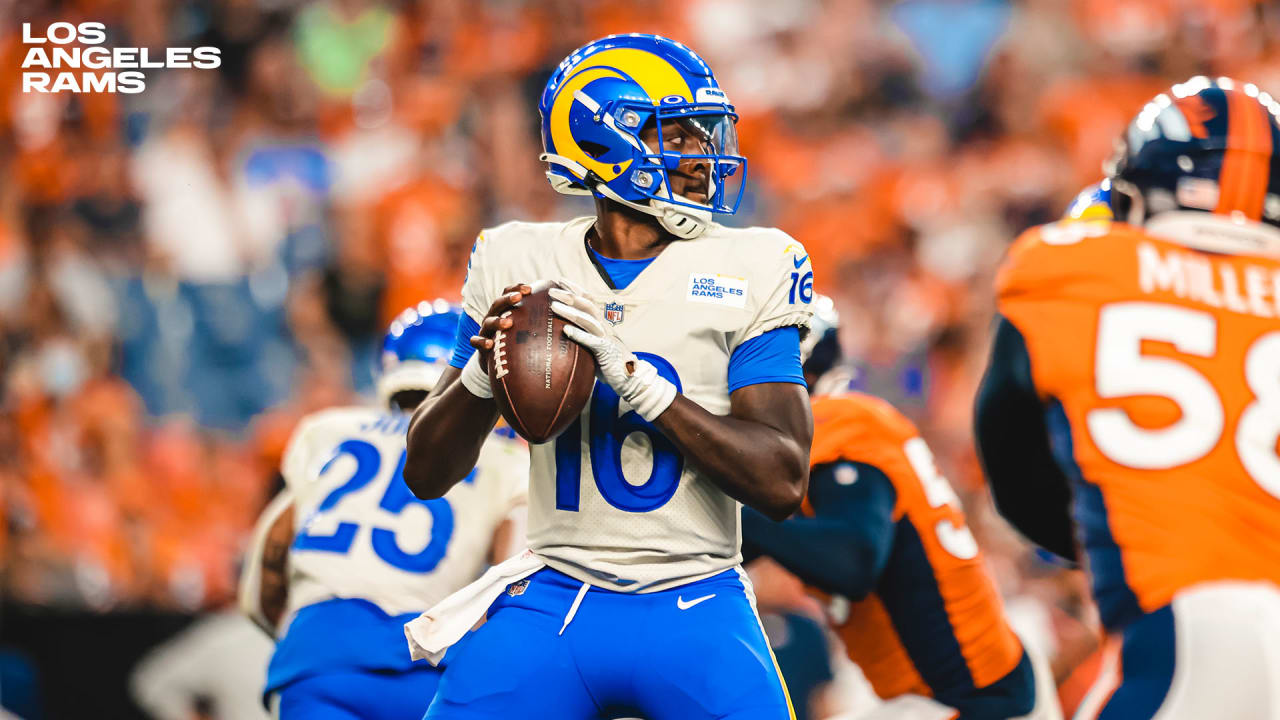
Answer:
448;312;481;369
741;460;897;600
727;326;805;393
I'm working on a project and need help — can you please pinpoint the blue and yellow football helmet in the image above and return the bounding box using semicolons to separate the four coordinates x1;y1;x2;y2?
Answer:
1106;76;1280;229
1063;180;1114;222
538;34;745;239
376;299;461;407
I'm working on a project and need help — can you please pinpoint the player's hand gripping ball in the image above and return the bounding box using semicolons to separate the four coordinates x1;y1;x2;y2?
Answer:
550;281;677;424
483;281;597;443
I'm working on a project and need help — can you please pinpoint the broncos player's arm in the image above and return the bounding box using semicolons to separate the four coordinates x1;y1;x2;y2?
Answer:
741;461;897;598
654;381;812;520
239;489;296;635
404;285;528;499
974;315;1078;562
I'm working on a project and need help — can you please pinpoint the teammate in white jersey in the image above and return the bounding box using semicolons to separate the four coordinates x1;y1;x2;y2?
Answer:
403;34;814;720
239;301;528;720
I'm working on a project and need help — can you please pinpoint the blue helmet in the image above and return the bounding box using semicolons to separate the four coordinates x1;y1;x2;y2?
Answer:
800;294;853;395
1063;180;1114;221
377;299;461;407
1106;76;1280;229
538;34;745;239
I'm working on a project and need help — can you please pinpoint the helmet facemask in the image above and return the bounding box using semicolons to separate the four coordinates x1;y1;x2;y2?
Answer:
626;103;745;237
541;87;747;239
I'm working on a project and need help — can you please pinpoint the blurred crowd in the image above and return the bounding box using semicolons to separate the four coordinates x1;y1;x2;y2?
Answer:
0;0;1277;709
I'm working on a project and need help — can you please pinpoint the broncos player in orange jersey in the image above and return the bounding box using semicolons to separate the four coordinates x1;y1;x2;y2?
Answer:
976;77;1280;720
742;297;1062;720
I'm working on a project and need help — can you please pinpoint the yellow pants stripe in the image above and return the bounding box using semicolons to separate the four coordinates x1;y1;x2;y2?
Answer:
734;565;798;720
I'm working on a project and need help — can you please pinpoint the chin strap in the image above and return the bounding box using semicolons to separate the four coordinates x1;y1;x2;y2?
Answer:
540;152;710;239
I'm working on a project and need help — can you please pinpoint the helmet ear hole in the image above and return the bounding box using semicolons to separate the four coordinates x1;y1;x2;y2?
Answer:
579;141;609;159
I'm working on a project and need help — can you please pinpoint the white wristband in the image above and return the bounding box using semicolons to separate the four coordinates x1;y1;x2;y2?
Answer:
622;360;678;423
459;352;493;399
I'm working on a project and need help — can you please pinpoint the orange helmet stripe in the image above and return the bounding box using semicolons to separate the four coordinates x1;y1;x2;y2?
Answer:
1216;89;1273;221
1239;89;1272;220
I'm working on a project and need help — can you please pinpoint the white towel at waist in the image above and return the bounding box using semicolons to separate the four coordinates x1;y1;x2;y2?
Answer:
404;549;546;665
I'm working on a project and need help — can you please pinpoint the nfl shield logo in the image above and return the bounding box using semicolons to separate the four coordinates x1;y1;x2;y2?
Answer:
506;579;529;597
604;302;624;325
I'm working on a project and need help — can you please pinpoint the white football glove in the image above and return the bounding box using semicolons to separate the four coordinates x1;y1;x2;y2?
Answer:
549;281;677;423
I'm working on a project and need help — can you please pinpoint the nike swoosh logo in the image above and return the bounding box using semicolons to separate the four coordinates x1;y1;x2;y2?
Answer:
676;593;716;610
792;254;809;268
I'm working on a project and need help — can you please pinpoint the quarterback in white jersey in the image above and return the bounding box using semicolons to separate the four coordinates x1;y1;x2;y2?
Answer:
239;302;528;720
404;35;814;720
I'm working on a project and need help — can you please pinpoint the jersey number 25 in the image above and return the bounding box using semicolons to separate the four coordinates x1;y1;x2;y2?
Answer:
293;439;456;573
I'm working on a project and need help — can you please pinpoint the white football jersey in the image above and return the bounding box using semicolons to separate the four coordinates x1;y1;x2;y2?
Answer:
461;216;813;592
282;407;528;618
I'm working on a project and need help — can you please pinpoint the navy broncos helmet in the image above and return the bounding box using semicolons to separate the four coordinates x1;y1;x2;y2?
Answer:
1106;76;1280;229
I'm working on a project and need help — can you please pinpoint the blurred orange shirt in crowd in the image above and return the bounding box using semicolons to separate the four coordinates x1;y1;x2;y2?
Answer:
375;175;469;323
1038;74;1167;188
447;4;550;81
584;0;690;46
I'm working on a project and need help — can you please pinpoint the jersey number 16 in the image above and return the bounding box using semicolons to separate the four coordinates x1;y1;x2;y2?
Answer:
555;352;685;513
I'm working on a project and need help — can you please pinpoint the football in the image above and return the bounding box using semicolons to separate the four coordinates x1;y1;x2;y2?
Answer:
489;286;597;443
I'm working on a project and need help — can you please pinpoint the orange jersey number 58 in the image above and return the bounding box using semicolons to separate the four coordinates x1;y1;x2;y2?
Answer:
1086;301;1280;496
